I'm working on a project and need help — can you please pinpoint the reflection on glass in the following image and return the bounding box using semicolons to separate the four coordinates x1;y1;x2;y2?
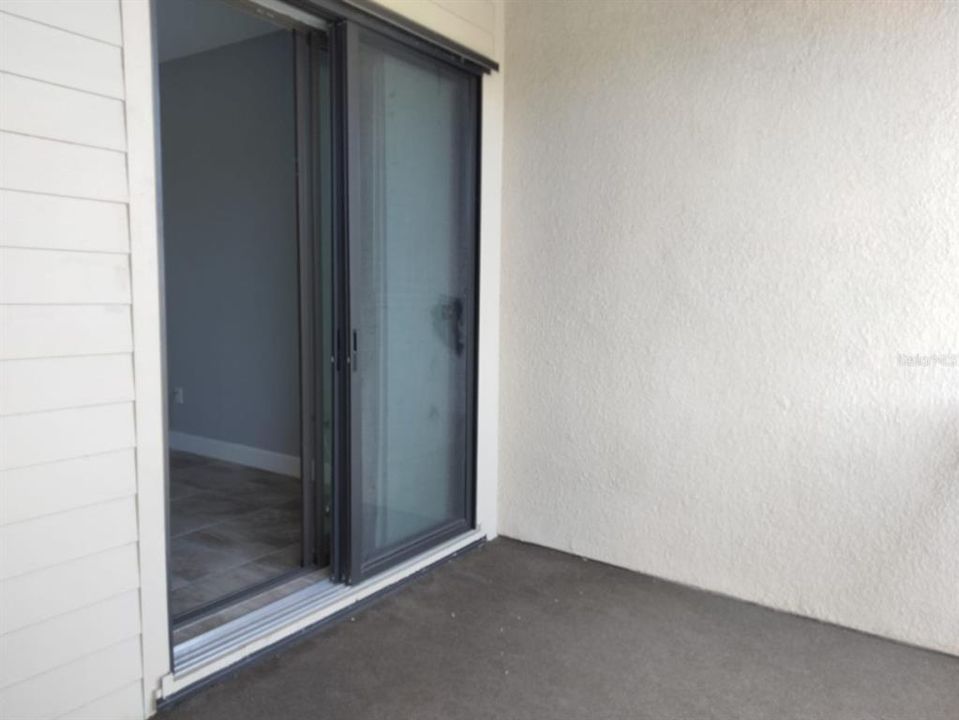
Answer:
353;31;476;565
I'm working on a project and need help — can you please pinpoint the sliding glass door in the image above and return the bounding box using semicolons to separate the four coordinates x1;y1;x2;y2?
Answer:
158;0;487;652
344;26;479;580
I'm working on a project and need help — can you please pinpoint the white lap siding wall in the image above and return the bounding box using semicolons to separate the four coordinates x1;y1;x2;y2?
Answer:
0;1;159;718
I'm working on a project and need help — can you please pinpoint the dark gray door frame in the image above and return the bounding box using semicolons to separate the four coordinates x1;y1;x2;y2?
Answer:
337;20;481;583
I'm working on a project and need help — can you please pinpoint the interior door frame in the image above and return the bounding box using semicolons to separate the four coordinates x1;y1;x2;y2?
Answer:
295;27;318;573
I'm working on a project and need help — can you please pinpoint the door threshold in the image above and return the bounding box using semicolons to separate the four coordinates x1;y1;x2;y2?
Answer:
160;528;486;701
172;566;332;646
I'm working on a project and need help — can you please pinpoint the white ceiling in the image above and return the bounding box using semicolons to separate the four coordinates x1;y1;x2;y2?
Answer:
156;0;280;63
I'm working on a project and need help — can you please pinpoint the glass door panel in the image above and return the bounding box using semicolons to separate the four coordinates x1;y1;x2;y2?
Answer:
346;26;478;580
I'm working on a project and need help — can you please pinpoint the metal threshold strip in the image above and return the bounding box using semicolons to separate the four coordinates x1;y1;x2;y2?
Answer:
173;579;343;674
162;528;486;700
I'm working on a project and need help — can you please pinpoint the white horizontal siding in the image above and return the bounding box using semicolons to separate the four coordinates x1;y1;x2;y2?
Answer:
0;190;129;253
0;496;138;580
0;72;126;150
0;305;133;359
0;590;140;688
60;681;143;720
0;3;149;718
0;402;135;470
0;247;131;304
0;11;123;97
0;449;136;525
0;0;123;45
0;355;135;415
0;543;139;635
0;131;128;201
0;637;142;720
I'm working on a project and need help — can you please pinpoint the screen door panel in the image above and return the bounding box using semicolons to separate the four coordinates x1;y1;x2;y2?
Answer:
346;25;477;580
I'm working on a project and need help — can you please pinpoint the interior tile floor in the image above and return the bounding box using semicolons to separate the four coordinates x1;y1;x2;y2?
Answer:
169;451;303;621
163;538;959;720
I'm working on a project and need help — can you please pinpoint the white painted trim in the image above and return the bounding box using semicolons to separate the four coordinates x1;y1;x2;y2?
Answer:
168;431;300;477
473;1;503;540
160;528;486;698
120;0;172;717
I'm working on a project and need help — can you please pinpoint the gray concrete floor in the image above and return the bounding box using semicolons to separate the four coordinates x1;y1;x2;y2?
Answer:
162;538;959;720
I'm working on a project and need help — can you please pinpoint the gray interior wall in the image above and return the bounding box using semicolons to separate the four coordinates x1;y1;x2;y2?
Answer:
160;31;300;457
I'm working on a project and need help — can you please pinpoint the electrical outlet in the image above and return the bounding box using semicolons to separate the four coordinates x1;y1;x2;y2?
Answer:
173;387;184;405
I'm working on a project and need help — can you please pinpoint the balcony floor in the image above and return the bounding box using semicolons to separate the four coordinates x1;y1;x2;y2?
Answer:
163;538;958;720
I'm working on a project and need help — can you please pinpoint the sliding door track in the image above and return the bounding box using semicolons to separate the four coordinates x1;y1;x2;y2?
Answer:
162;529;485;702
174;577;342;674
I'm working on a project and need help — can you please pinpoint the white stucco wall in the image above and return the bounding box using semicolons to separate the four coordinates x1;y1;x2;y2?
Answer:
500;0;959;655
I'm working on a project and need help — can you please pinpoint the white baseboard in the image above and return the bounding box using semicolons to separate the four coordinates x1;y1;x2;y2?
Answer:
168;431;300;477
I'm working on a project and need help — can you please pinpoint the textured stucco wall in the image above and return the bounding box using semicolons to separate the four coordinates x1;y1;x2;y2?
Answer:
500;0;959;655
